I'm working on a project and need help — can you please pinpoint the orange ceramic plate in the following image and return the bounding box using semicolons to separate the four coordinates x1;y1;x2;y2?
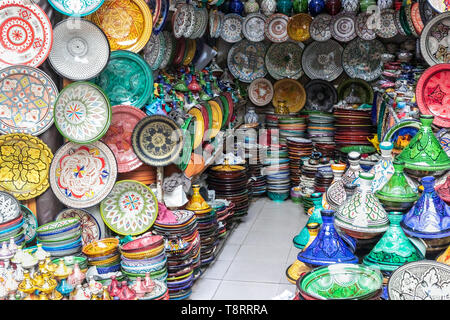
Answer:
272;79;306;113
207;100;223;139
87;0;152;53
287;13;313;42
188;107;205;149
184;152;205;178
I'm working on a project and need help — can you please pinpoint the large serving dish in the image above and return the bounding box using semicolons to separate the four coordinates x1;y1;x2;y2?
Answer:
264;13;289;43
420;12;450;66
272;79;306;113
48;0;105;16
227;40;267;83
265;42;303;80
301;40;343;81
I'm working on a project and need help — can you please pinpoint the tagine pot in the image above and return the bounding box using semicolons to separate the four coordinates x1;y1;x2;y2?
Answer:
293;193;323;249
277;0;293;15
293;0;308;13
325;163;347;210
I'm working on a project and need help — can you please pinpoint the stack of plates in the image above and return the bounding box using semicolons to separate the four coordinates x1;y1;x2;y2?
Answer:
82;238;121;275
299;157;322;196
117;164;156;185
37;218;82;257
286;137;313;187
264;146;290;202
314;165;334;193
278;116;308;146
245;143;267;197
334;108;374;148
265;113;279;129
153;210;201;300
196;208;219;267
209;200;235;238
0;192;23;246
307;112;336;149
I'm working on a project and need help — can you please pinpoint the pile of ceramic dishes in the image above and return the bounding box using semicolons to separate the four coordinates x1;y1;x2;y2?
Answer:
196;207;219;267
37;218;82;257
298;154;323;212
277;116;308;146
0;191;23;246
265;113;279;129
209;199;234;238
82;238;120;275
286;137;313;187
314;165;334;193
264;145;291;202
153;209;201;300
244;136;267;197
306;111;335;142
334;107;374;149
119;235;168;287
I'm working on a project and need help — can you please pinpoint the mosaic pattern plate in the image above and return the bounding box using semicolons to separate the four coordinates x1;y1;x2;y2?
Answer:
342;38;385;82
48;0;105;16
86;0;152;53
301;40;343;81
131;115;183;167
220;13;243;43
21;205;37;244
49;141;118;209
100;180;158;236
331;12;357;42
54;81;111;144
376;9;398;39
172;3;189;39
309;14;332;42
355;12;376;40
265;42;303;80
242;13;266;42
143;31;165;71
0;66;57;136
420;12;450;66
0;0;53;69
265;13;289;43
0;134;52;201
227;40;267;83
248;78;274;107
56;208;101;245
92;50;153;109
159;31;175;70
0;191;20;224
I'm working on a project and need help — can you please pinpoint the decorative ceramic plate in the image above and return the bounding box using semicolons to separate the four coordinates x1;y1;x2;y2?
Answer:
209;9;222;39
49;141;117;208
86;0;152;53
416;64;450;127
395;9;408;36
0;191;20;224
330;12;357;42
265;13;289;43
56;208;101;245
382;120;421;155
54;81;111;144
20;205;37;244
91;50;153;109
227;40;267;83
287;13;313;42
188;106;205;150
182;39;196;66
342;38;385;82
337;78;374;104
148;0;161;28
102;105;146;173
182;4;196;39
404;4;419;37
172;3;189;39
248;78;274;107
207;101;222;139
0;134;52;200
0;66;57;136
159;31;175;70
426;0;450;13
48;0;104;16
100;180;158;236
143;31;165;71
220;13;243;43
420;0;439;27
388;261;450;300
191;7;208;39
301;40;343;81
309;14;332;42
272;79;306;113
355;12;376;40
242;13;266;42
49;18;110;81
265;42;303;80
420;12;450;66
376;9;398;39
131;115;183;167
304;79;337;112
153;0;169;34
411;2;424;35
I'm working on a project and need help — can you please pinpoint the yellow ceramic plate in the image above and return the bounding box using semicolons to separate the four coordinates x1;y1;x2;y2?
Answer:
82;238;119;257
287;13;313;42
0;134;53;200
207;100;222;139
188;107;205;149
272;79;306;113
183;39;197;66
87;0;152;53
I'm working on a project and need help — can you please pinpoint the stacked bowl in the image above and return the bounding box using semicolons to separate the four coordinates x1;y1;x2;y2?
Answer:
37;218;82;257
334;108;374;149
286;137;313;187
82;238;121;275
306;111;335;143
278;116;308;146
0;192;23;246
265;145;291;202
314;165;334;193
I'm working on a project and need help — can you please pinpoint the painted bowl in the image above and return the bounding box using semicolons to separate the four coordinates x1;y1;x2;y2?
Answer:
42;238;82;251
86;250;118;262
52;256;88;270
39;236;83;249
0;215;24;231
96;263;121;274
37;222;81;238
0;232;25;246
38;230;83;245
121;267;168;280
36;218;80;235
88;254;120;266
120;234;164;253
121;258;167;274
121;244;165;260
44;245;83;257
82;238;119;257
267;191;290;202
121;251;166;266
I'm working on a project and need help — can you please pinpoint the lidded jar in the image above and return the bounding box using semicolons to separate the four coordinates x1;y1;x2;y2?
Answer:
342;151;362;185
326;163;347;210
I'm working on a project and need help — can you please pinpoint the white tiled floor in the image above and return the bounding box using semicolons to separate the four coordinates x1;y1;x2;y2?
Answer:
189;198;308;300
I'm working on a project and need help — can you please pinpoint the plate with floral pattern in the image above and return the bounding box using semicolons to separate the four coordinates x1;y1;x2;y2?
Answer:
182;4;196;38
243;13;266;42
56;208;102;245
330;12;357;42
0;0;53;69
100;180;158;236
227;40;267;83
265;42;303;80
220;13;243;43
420;12;450;66
54;81;111;144
48;0;105;16
375;9;398;39
20;205;37;244
248;78;274;106
301;40;343;81
0;191;20;224
0;134;53;201
411;2;424;35
265;13;289;43
172;3;189;39
342;38;385;82
49;141;118;209
159;31;175;70
404;4;418;37
355;12;376;40
0;66;58;136
309;14;332;42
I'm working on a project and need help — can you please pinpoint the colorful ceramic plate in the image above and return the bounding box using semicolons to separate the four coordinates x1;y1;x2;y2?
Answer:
56;208;102;245
92;50;153;109
148;0;162;28
188;107;205;150
20;205;37;244
0;0;53;69
265;42;303;80
426;0;450;13
265;13;289;43
342;38;385;82
420;0;439;26
48;0;105;16
337;79;374;104
172;3;189;39
302;40;343;81
242;13;266;42
376;9;398;39
395;9;408;36
86;0;152;53
131;115;183;167
209;9;223;39
330;12;357;42
220;13;243;43
416;63;450;127
0;191;20;224
248;78;274;107
49;18;110;81
207;100;223;139
287;13;313;42
190;7;208;39
222;92;234;126
355;12;376;40
100;180;158;236
182;39;196;66
177;117;194;171
102;105;146;173
411;2;424;35
54;81;111;144
309;13;332;42
227;40;267;83
159;31;175;70
49;141;118;208
304;79;337;112
404;4;419;37
182;4;195;38
420;12;450;66
153;0;169;34
0;66;58;136
382;120;421;155
272;79;306;113
0;134;53;201
143;31;165;71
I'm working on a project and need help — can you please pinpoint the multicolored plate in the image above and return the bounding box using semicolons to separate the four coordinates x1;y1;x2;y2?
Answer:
54;81;111;144
153;0;169;34
86;0;152;53
420;12;450;66
227;40;267;83
265;42;303;80
426;0;450;13
56;208;102;245
220;13;243;43
0;0;53;69
187;107;205;150
248;78;274;107
143;31;166;71
376;9;398;39
411;2;424;35
272;79;306;113
102;105;146;173
131;115;183;167
172;3;189;39
355;12;376;41
20;205;37;244
49;141;118;208
100;180;158;236
242;13;266;42
301;40;343;81
265;13;289;43
0;134;53;201
330;12;357;42
0;191;20;224
0;66;58;136
48;0;105;16
309;13;332;42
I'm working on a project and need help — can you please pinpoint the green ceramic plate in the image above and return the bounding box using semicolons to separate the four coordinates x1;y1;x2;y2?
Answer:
37;218;80;234
337;79;374;104
218;95;229;128
339;145;376;154
177;117;194;171
213;97;228;129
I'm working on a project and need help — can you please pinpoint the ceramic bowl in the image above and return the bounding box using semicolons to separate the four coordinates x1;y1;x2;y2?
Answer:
0;220;24;238
120;235;164;253
88;254;120;266
36;218;80;235
82;238;120;257
44;245;82;257
121;251;166;266
267;191;290;202
121;258;167;274
0;233;25;246
96;263;121;274
37;230;82;244
42;238;82;251
39;236;82;249
52;256;88;269
121;243;165;260
0;215;23;231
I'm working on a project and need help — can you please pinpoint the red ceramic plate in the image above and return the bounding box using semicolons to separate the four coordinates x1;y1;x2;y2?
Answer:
102;105;146;173
410;2;424;35
416;64;450;127
121;234;164;252
173;38;186;65
196;104;210;140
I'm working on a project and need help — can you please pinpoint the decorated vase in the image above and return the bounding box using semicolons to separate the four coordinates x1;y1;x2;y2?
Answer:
368;141;395;192
261;0;277;15
277;0;293;15
308;0;325;16
244;106;259;124
341;0;359;12
229;0;245;15
359;0;376;12
342;151;362;185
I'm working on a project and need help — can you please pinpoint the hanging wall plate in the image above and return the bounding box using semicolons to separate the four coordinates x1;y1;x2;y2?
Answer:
220;13;244;43
48;0;105;16
265;13;289;43
242;13;266;42
420;12;450;66
301;40;343;81
227;40;267;83
265;42;304;80
309;13;332;42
